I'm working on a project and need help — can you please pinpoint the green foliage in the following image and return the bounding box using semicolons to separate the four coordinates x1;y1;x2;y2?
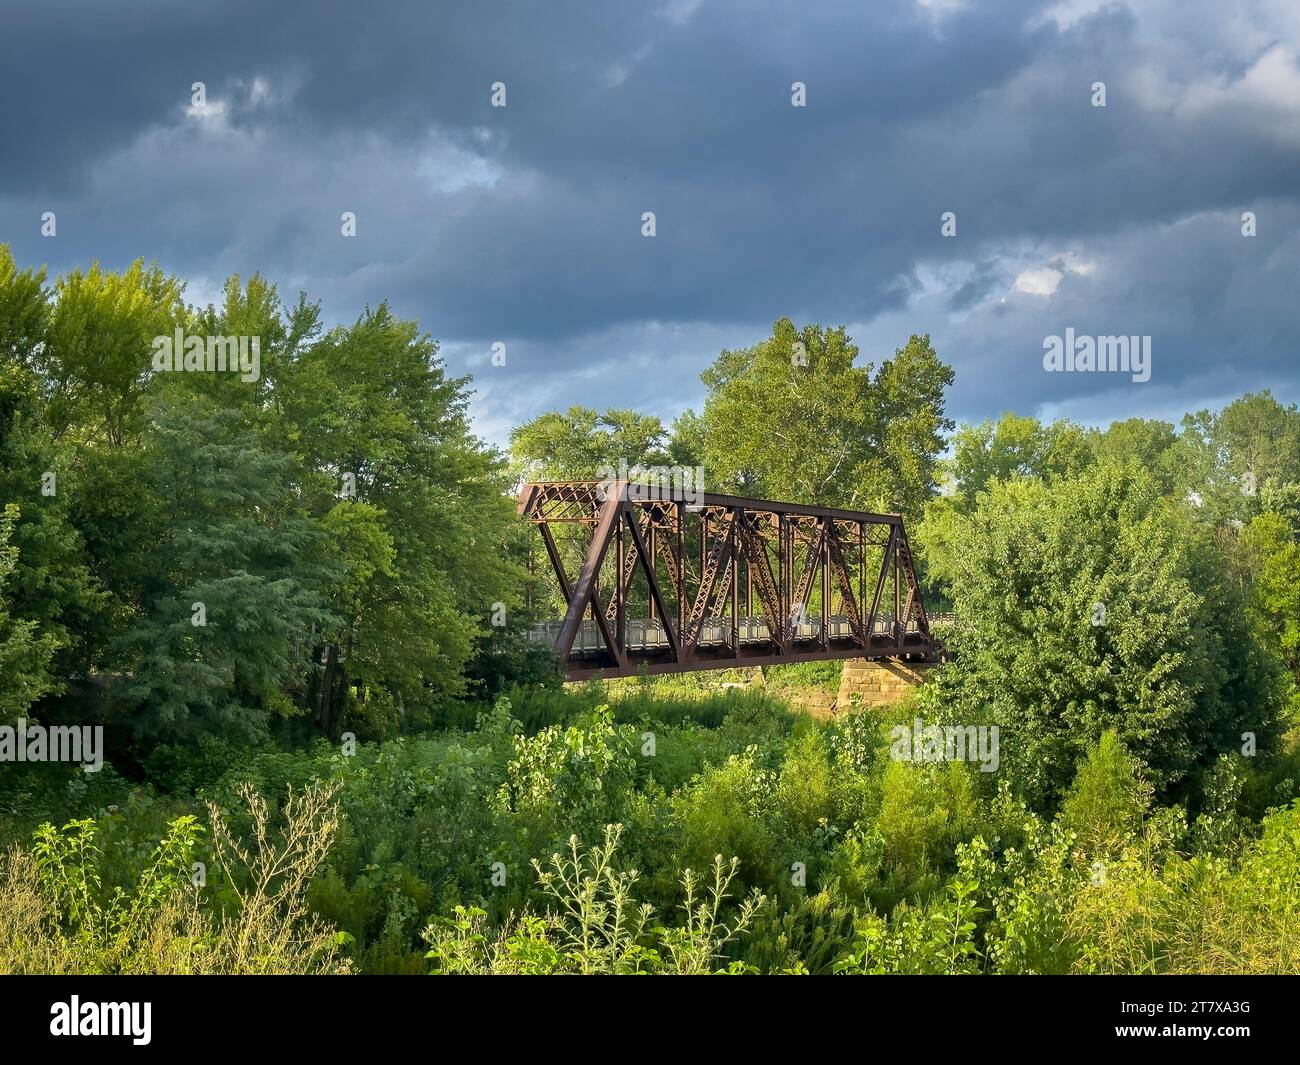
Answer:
31;812;201;963
37;257;184;444
462;626;564;701
671;748;782;895
423;824;764;975
763;659;842;694
1058;731;1152;852
956;817;1082;975
509;406;672;482
0;326;105;681
114;396;336;740
690;319;953;515
1240;511;1300;677
1092;417;1188;496
950;413;1091;498
0;249;519;752
1181;390;1300;525
497;704;639;843
3;685;1298;975
741;888;859;974
874;758;979;902
925;460;1282;806
833;877;982;975
2;780;347;974
277;302;520;730
0;504;59;714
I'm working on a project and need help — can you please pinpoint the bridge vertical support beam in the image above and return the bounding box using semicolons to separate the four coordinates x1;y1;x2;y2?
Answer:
852;520;863;629
700;511;708;596
744;519;752;618
647;515;657;622
615;510;624;655
894;539;902;652
821;517;831;651
625;505;680;659
866;525;895;639
730;506;740;651
681;501;691;644
778;514;786;645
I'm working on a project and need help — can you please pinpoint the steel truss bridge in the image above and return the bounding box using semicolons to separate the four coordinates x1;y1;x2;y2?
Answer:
518;480;935;681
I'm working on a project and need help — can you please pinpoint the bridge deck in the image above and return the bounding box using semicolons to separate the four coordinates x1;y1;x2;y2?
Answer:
528;614;932;679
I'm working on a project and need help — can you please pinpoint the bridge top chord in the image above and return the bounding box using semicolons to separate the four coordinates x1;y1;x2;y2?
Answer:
517;480;906;526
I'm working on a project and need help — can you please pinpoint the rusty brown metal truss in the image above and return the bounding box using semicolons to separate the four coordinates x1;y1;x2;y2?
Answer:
517;480;935;681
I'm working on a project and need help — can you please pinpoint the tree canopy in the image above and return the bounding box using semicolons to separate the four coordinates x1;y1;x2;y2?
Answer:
0;245;519;747
691;319;953;514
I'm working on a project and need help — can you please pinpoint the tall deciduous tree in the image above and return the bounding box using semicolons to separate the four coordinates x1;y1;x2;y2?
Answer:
37;259;184;446
509;406;672;483
1182;391;1300;522
279;305;519;733
1239;511;1300;694
114;397;337;740
1091;418;1188;497
949;414;1093;500
0;249;106;683
690;319;953;514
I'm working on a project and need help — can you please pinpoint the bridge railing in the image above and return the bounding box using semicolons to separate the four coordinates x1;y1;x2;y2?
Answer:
528;613;932;657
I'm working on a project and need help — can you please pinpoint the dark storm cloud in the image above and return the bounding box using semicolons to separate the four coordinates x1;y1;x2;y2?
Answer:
2;0;1300;442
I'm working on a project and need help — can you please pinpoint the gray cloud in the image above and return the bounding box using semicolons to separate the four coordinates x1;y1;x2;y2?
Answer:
3;0;1300;445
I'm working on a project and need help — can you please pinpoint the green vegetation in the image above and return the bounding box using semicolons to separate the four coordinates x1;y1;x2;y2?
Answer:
3;686;1296;974
2;249;1298;974
0;246;521;750
919;460;1283;807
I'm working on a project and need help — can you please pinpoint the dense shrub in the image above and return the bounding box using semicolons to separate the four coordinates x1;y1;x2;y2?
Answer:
921;462;1285;808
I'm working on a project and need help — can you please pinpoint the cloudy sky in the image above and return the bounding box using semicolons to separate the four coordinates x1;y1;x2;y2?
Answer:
3;0;1299;446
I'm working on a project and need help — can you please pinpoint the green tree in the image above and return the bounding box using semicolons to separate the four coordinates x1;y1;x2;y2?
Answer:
278;304;519;732
509;406;671;483
925;461;1283;807
1090;418;1187;498
1181;391;1300;523
666;409;706;469
693;319;952;514
1239;512;1300;679
36;259;184;446
0;252;106;681
949;414;1092;500
114;397;337;740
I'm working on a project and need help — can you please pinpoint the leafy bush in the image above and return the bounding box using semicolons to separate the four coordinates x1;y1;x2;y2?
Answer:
1058;730;1152;853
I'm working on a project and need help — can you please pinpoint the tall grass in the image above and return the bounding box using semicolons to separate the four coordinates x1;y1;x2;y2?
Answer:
0;781;350;975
